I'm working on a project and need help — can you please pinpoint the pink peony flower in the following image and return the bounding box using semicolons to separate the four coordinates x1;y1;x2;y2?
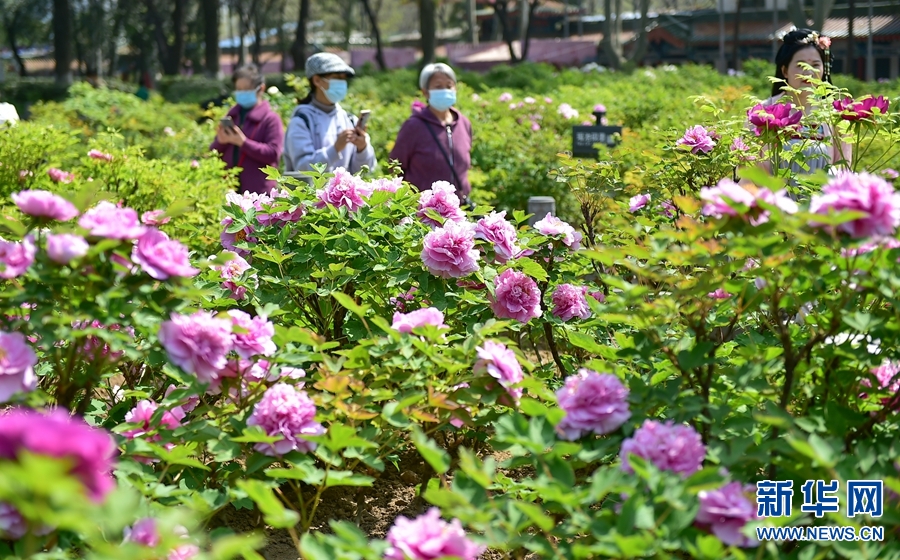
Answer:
225;190;272;212
141;210;170;226
247;384;325;456
372;177;403;193
212;252;254;300
531;122;541;131
12;190;79;221
809;172;900;238
190;159;200;168
696;482;760;548
72;320;135;361
158;311;233;384
227;310;276;358
132;229;199;280
391;307;448;333
474;341;524;404
420;220;480;278
124;518;161;547
489;268;542;323
123;400;185;440
385;507;485;560
88;149;113;162
168;544;200;560
474;211;520;263
0;502;27;540
660;200;677;218
0;331;38;402
47;168;74;183
860;360;900;409
882;169;899;181
620;419;706;476
417;181;466;227
411;99;426;112
747;103;802;135
556;369;630;440
316;167;367;212
0;235;36;279
551;284;592;321
629;194;650;212
544;97;553;103
219;217;256;257
78;201;146;239
0;408;117;501
499;92;513;102
676;125;716;154
557;103;579;120
708;288;731;300
533;213;582;250
589;290;606;303
593;104;607;113
833;96;890;121
524;97;536;104
700;179;798;225
165;384;200;413
258;189;305;226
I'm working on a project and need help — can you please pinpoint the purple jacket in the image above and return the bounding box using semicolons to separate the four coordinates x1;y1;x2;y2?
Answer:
389;106;472;198
210;100;284;195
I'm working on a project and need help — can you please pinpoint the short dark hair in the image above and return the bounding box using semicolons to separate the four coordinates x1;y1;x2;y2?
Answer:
232;64;264;88
772;29;831;97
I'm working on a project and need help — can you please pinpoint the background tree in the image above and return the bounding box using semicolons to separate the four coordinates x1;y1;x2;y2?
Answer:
0;0;50;77
360;0;387;70
787;0;836;33
290;0;311;69
420;0;436;65
600;0;651;70
202;0;220;77
144;0;192;75
53;0;74;84
492;0;541;64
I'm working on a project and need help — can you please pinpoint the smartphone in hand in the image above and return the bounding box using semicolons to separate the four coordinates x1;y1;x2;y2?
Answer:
356;110;371;132
220;116;235;131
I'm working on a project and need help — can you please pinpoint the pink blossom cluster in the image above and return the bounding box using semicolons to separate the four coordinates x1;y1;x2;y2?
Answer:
489;268;542;323
676;125;716;154
132;229;199;280
47;168;74;183
700;179;798;225
122;399;186;443
72;319;135;361
316;167;369;212
747;103;802;135
79;201;146;239
474;341;524;405
389;286;418;312
247;383;325;456
123;518;200;559
0;235;36;279
420;220;480;278
620;419;706;476
695;482;760;547
141;210;171;226
0;408;117;501
12;190;79;221
384;508;485;560
417;181;466;227
556;369;630;440
474;211;520;263
629;194;650;212
88;149;113;162
533;213;582;250
833;95;890;121
557;103;579;120
551;284;592;322
860;360;900;409
809;172;900;238
0;331;38;402
391;307;447;333
258;189;305;226
210;252;254;300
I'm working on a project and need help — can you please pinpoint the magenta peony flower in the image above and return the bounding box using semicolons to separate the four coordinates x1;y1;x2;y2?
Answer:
165;384;200;413
227;310;276;358
474;341;524;404
417;181;466;227
708;288;731;300
557;103;579;120
882;169;899;181
660;200;677;218
316;167;367;212
629;194;650;212
593;103;607;113
247;384;325;456
551;284;592;322
0;502;27;540
372;177;403;193
860;360;900;409
474;211;519;263
219;216;256;257
0;331;38;403
700;179;798;225
0;235;36;279
12;190;78;221
78;201;146;239
833;95;890;121
533;213;582;250
499;92;513;102
132;229;199;280
72;320;135;361
809;172;900;238
0;408;117;501
124;518;161;547
391;307;448;333
676;125;716;154
696;482;760;547
141;210;170;226
158;311;233;384
88;149;113;162
589;290;606;303
556;369;630;440
730;137;756;159
258;189;305;226
47;168;74;183
490;268;542;323
420;220;480;278
123;400;185;441
747;103;802;134
385;508;485;560
620;419;706;476
45;233;88;265
211;252;254;300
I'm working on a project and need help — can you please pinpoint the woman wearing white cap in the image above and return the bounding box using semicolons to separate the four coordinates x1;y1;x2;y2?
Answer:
283;52;376;174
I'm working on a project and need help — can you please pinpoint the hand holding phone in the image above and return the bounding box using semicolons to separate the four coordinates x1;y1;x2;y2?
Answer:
220;116;235;131
356;110;371;132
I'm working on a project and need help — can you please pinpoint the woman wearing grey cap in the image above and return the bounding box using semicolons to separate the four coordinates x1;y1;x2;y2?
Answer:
283;52;376;175
389;63;473;207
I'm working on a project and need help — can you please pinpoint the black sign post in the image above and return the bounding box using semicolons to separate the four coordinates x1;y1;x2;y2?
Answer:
572;125;622;157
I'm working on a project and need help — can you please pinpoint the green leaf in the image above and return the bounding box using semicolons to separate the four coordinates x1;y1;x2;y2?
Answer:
410;425;450;475
236;480;299;529
331;291;371;319
324;470;375;488
568;331;607;355
514;257;549;282
514;501;555;531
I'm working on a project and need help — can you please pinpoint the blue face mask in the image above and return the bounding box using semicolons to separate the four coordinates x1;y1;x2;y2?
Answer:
428;89;456;111
323;79;348;104
234;89;258;109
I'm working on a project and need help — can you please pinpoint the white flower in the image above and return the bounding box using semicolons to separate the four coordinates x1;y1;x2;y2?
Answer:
267;86;280;95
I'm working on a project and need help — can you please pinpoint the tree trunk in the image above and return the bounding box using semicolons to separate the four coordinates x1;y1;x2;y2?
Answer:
731;0;742;71
53;0;73;84
419;0;436;65
291;0;310;70
170;0;188;75
203;0;220;76
845;0;854;77
494;1;520;62
360;0;386;70
3;17;28;77
519;0;540;63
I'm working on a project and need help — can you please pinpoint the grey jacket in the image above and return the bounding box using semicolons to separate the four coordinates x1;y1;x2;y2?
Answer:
283;103;376;174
